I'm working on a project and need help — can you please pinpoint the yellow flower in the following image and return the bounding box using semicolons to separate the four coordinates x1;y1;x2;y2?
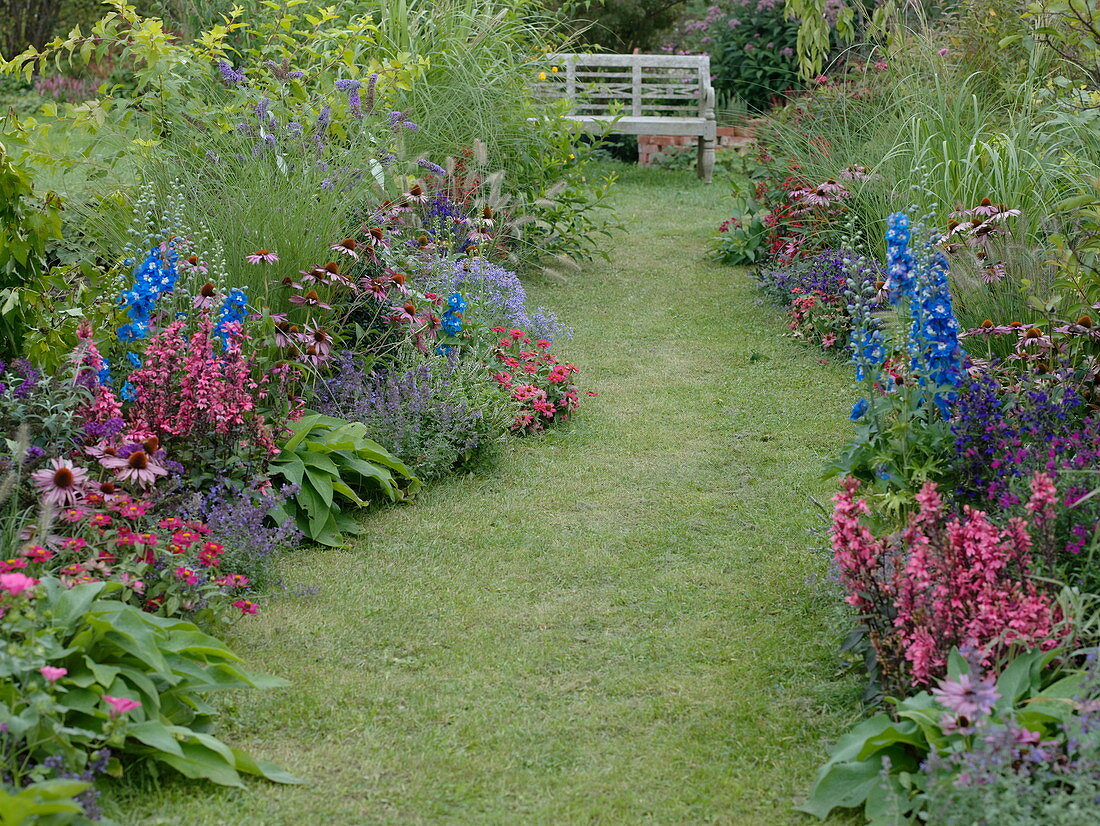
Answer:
569;153;575;159
538;72;547;81
551;66;559;73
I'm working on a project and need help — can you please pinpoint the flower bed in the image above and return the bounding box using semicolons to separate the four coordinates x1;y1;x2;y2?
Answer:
710;14;1100;822
0;1;606;818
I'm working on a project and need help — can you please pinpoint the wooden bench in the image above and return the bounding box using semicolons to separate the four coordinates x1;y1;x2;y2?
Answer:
542;53;717;183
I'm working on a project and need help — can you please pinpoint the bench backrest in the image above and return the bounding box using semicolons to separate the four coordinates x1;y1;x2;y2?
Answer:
543;53;712;119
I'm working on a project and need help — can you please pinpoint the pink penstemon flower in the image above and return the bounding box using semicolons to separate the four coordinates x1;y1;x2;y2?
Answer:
103;696;141;717
40;666;67;682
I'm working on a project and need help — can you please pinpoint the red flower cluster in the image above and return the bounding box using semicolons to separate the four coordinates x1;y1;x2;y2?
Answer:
491;327;583;433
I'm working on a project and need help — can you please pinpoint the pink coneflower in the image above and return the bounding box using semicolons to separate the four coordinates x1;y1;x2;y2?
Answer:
363;226;388;248
970;198;1001;217
390;301;420;325
180;254;208;275
388;270;410;296
404;183;430;204
298;324;333;365
30;459;88;507
289;289;333;310
361;277;390;302
192;282;220;310
330;238;360;260
103;696;141;717
246;249;279;264
100;451;168;487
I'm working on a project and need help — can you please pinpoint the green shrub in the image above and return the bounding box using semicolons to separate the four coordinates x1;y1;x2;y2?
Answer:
269;414;421;546
1;578;297;791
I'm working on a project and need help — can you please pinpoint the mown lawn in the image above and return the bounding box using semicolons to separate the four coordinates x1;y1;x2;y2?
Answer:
105;166;863;825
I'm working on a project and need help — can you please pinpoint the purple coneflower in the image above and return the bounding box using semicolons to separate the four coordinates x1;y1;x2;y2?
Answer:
289;289;333;310
100;450;168;487
932;671;999;720
31;459;88;507
330;238;360;259
246;249;279;264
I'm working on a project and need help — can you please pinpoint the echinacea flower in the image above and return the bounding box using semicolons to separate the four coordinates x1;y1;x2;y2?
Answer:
246;249;279;264
100;451;168;487
289;289;333;310
103;695;141;717
330;238;360;260
30;459;88;507
931;672;999;720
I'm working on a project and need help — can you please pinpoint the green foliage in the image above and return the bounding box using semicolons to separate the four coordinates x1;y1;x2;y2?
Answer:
0;143;64;361
0;779;94;826
801;649;1083;823
269;413;421;545
555;0;686;51
710;1;800;111
1;578;298;789
710;195;770;265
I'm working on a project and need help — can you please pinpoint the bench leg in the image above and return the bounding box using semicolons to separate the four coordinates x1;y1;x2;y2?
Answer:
697;136;716;184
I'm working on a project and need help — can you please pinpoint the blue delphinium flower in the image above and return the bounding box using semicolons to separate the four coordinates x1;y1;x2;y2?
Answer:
126;352;141;368
120;382;136;402
441;292;466;335
888;213;966;416
885;212;916;305
850;398;869;420
214;288;249;348
117;243;179;342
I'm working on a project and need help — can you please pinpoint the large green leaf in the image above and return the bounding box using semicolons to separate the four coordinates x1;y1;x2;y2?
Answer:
152;740;244;787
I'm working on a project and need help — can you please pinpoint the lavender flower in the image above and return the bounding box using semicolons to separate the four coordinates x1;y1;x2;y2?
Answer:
312;352;497;481
335;78;363;118
216;60;246;85
418;159;447;177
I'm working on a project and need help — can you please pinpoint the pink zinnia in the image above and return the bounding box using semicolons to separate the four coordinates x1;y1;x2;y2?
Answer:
40;666;67;682
30;459;88;507
246;249;279;264
103;695;141;717
232;599;259;615
0;572;38;596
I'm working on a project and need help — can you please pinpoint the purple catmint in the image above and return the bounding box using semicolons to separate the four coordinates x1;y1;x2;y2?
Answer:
421;257;572;343
312;352;490;481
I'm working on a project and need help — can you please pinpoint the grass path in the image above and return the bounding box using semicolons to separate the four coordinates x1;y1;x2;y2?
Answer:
111;167;862;825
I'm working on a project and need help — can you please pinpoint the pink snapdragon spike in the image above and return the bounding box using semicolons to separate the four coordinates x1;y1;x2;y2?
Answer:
39;666;67;682
103;696;141;717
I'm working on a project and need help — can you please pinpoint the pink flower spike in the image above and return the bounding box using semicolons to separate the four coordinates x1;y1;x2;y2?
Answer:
103;695;141;717
40;666;67;682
